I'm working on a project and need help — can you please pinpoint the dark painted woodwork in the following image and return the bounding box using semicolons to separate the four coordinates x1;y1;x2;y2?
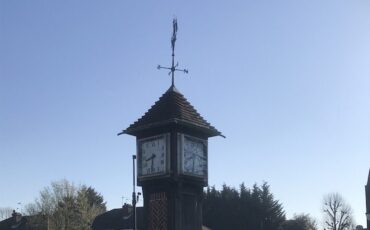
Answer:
138;128;207;230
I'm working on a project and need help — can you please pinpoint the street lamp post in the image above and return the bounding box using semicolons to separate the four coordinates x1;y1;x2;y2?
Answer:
132;155;137;230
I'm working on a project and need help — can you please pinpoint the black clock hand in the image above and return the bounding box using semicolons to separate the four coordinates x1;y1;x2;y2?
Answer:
146;153;156;161
146;154;156;172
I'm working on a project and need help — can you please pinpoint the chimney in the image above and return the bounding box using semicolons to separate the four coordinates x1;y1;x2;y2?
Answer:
11;210;22;223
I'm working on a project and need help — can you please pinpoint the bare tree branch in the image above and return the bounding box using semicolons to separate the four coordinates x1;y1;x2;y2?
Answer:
322;193;354;230
0;207;13;221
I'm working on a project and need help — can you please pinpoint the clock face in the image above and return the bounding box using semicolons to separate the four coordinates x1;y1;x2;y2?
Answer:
182;135;207;177
139;135;167;177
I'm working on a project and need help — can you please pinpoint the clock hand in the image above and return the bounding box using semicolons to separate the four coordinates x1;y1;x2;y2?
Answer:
150;154;156;172
146;154;156;161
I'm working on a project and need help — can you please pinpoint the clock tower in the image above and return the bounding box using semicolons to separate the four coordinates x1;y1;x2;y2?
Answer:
118;19;223;230
119;85;222;230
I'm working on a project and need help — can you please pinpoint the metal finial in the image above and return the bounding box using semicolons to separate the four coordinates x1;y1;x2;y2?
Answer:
158;18;188;86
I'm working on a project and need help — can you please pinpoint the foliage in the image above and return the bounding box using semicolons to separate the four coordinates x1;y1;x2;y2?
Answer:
322;193;354;230
203;182;286;230
0;207;13;221
279;213;317;230
76;186;107;230
24;179;106;230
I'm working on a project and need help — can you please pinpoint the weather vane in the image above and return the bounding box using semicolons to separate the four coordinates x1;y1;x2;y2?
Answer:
157;18;188;86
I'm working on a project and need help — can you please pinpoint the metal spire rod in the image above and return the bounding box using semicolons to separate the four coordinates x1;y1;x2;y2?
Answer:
157;18;188;86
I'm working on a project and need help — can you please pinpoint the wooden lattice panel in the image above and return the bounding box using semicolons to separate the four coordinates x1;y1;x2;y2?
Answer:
148;192;168;230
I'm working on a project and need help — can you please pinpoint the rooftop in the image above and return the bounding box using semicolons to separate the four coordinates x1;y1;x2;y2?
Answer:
120;85;223;137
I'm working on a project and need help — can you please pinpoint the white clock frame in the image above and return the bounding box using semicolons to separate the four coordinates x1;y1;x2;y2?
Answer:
177;133;208;178
137;133;170;179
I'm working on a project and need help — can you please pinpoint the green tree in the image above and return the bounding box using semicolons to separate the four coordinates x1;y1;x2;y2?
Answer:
25;179;106;230
76;186;106;230
203;182;286;230
260;183;286;230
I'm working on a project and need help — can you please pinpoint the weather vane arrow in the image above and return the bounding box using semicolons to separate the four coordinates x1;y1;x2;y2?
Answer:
157;18;188;86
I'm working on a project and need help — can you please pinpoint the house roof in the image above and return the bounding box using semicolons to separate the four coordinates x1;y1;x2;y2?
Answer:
120;85;223;137
92;206;143;230
0;212;28;230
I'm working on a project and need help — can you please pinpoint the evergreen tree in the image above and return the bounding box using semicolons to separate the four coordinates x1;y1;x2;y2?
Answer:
203;182;285;230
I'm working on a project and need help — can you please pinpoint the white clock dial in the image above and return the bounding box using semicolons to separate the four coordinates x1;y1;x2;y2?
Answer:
140;136;166;176
183;136;207;176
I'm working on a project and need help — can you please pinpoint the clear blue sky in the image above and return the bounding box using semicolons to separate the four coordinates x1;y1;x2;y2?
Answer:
1;0;369;227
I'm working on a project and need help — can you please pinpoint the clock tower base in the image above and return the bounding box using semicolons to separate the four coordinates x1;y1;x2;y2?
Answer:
142;181;203;230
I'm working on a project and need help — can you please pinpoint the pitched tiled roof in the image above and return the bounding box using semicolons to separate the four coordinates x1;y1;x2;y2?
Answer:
0;212;30;230
92;206;143;230
120;85;222;137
